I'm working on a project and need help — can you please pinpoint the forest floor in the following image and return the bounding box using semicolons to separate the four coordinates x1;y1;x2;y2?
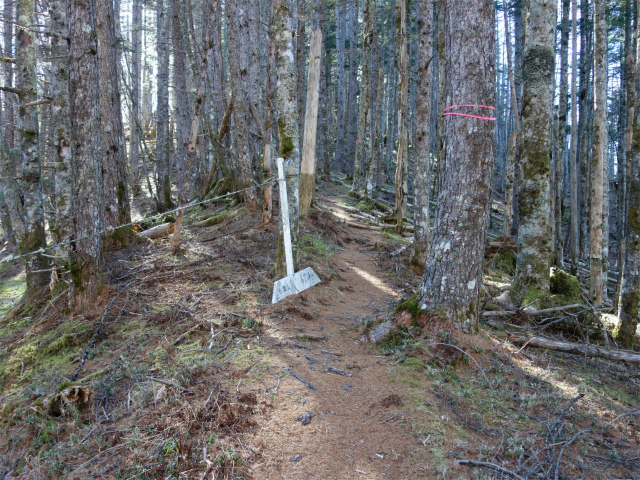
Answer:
0;179;638;479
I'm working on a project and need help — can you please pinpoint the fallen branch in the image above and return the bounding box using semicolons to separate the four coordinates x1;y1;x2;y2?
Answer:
507;333;640;363
458;460;525;480
390;238;414;257
481;303;584;317
284;368;316;390
146;376;193;394
138;222;175;239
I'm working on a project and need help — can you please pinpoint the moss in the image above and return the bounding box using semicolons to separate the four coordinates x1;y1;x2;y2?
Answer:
550;268;580;303
163;214;176;223
195;212;227;228
396;295;421;319
494;250;517;276
68;261;82;290
613;290;639;348
278;118;295;159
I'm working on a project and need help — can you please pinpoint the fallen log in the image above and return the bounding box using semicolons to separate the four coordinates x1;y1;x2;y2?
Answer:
507;333;640;364
481;303;584;317
138;222;175;239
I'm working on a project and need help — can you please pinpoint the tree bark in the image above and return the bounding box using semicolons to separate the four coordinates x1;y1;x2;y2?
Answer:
130;0;142;196
394;0;409;234
68;0;104;306
502;0;520;238
335;5;346;173
299;28;323;215
353;0;373;195
554;0;570;268
589;0;606;306
614;0;640;348
512;0;556;307
296;0;306;145
49;0;71;257
413;0;433;244
569;0;579;275
8;0;50;294
419;0;495;332
346;0;359;178
3;0;14;149
227;0;258;210
273;0;301;277
97;0;130;232
156;0;171;210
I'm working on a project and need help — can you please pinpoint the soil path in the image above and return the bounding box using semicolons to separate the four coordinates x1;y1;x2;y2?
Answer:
253;191;421;479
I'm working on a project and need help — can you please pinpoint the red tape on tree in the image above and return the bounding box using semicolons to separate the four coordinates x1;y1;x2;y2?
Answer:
443;104;496;121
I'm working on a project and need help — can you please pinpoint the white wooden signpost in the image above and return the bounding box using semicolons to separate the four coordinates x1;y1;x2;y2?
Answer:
272;157;321;304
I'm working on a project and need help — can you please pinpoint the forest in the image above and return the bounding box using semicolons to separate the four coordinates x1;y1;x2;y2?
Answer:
0;0;639;478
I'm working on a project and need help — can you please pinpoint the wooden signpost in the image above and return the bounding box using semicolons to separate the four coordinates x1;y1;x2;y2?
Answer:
272;157;321;304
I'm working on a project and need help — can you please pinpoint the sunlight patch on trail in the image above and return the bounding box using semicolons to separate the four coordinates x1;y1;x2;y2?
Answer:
351;266;399;297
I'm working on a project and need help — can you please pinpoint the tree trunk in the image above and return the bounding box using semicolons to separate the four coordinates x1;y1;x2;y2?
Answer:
335;5;346;173
512;0;556;307
346;0;359;178
299;28;323;215
589;0;606;306
130;0;142;196
227;0;258;210
156;0;171;210
394;0;409;234
263;1;276;224
419;0;495;332
3;0;14;149
296;0;306;144
413;0;433;244
554;0;570;268
97;0;130;233
353;0;373;195
9;0;50;294
569;0;579;275
50;0;71;257
502;0;520;238
273;0;301;277
68;0;104;306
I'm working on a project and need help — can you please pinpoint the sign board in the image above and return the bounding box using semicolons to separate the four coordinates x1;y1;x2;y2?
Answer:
272;158;321;304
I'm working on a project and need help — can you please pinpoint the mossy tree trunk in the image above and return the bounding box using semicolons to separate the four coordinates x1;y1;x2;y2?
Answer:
273;0;300;277
413;0;433;244
614;0;640;348
97;0;131;232
3;0;14;149
589;0;606;306
129;0;142;196
68;0;104;307
512;0;556;307
9;0;50;295
419;0;495;333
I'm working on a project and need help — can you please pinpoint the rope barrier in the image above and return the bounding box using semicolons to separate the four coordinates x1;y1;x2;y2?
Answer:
1;176;279;265
443;104;496;121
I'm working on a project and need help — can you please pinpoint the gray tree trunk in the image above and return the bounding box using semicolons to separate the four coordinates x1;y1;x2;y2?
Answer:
512;0;557;307
156;0;171;210
394;0;409;234
49;0;71;257
353;0;373;194
589;0;606;306
346;0;359;178
273;0;301;277
7;0;50;294
419;0;495;332
296;0;306;144
554;0;570;268
68;0;104;306
97;0;130;232
614;0;640;348
3;0;14;148
569;0;579;275
130;0;142;196
413;0;433;244
335;5;346;173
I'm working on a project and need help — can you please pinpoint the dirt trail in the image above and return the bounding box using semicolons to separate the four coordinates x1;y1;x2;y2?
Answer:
252;193;416;479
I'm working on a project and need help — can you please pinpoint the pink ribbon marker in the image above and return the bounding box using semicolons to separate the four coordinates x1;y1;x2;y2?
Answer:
443;104;496;121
